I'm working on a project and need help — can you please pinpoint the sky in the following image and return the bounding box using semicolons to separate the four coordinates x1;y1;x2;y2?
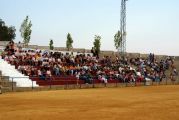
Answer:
0;0;179;56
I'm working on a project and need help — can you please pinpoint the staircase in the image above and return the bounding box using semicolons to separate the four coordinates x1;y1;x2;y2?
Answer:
0;58;39;87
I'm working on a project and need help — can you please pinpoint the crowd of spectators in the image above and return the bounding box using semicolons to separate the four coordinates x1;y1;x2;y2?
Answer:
1;41;178;84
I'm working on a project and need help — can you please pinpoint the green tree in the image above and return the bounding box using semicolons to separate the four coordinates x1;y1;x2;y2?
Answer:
114;31;122;50
0;18;16;41
66;33;73;51
93;35;101;57
49;39;54;50
19;16;32;47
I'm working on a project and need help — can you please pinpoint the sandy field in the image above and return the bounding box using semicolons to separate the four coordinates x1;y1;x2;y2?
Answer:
0;85;179;120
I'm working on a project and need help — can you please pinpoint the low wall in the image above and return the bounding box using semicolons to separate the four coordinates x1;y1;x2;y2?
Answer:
27;45;178;59
0;41;9;46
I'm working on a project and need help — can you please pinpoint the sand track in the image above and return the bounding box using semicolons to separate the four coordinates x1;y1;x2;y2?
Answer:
0;85;179;120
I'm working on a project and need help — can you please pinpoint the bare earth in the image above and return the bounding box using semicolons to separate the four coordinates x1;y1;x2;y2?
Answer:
0;85;179;120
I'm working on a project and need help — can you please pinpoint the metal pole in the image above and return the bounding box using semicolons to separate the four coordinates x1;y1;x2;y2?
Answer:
0;76;2;94
50;77;52;89
119;0;127;57
32;79;34;90
80;81;81;89
12;77;14;91
159;79;160;85
65;80;68;89
92;79;95;88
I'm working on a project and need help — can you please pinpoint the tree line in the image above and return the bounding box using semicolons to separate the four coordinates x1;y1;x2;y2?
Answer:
0;16;122;56
0;19;16;41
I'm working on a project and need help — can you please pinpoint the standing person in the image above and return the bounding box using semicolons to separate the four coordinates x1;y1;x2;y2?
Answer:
170;70;177;84
101;74;107;87
76;72;80;86
0;88;1;94
46;69;52;80
17;41;22;51
155;72;160;84
9;41;15;55
95;49;99;59
91;47;95;57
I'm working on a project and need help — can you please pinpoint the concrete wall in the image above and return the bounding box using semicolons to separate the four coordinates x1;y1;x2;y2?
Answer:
27;44;178;59
0;41;9;46
28;45;87;53
175;56;179;60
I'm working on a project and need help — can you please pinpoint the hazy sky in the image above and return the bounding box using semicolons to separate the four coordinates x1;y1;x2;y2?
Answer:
0;0;179;56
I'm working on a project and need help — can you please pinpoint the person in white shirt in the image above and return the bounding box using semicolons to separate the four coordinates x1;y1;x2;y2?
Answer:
46;69;52;80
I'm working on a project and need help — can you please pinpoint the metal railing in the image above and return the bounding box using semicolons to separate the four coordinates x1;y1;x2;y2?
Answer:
0;74;179;93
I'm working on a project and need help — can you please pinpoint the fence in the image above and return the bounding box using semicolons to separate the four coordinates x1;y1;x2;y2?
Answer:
0;74;179;93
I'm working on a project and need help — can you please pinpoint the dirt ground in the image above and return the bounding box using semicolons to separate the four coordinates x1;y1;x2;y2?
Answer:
0;85;179;120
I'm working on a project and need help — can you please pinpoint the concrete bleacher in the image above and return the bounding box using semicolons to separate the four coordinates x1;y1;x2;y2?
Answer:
29;76;121;86
0;58;38;87
1;45;177;88
29;76;81;86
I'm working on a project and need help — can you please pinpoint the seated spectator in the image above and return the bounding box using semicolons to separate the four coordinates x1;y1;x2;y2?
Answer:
56;67;60;76
155;73;160;82
38;69;45;80
1;45;175;87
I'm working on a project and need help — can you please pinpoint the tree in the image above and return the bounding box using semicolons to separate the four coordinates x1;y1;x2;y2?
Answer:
66;33;73;51
49;39;54;50
114;30;122;50
19;16;32;47
0;19;5;27
0;18;16;41
93;35;101;57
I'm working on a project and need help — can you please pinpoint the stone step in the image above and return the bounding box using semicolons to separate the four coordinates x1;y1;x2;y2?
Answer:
0;76;10;81
1;87;13;93
0;71;17;90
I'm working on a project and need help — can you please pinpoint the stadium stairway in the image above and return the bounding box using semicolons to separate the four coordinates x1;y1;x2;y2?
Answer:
0;58;39;87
